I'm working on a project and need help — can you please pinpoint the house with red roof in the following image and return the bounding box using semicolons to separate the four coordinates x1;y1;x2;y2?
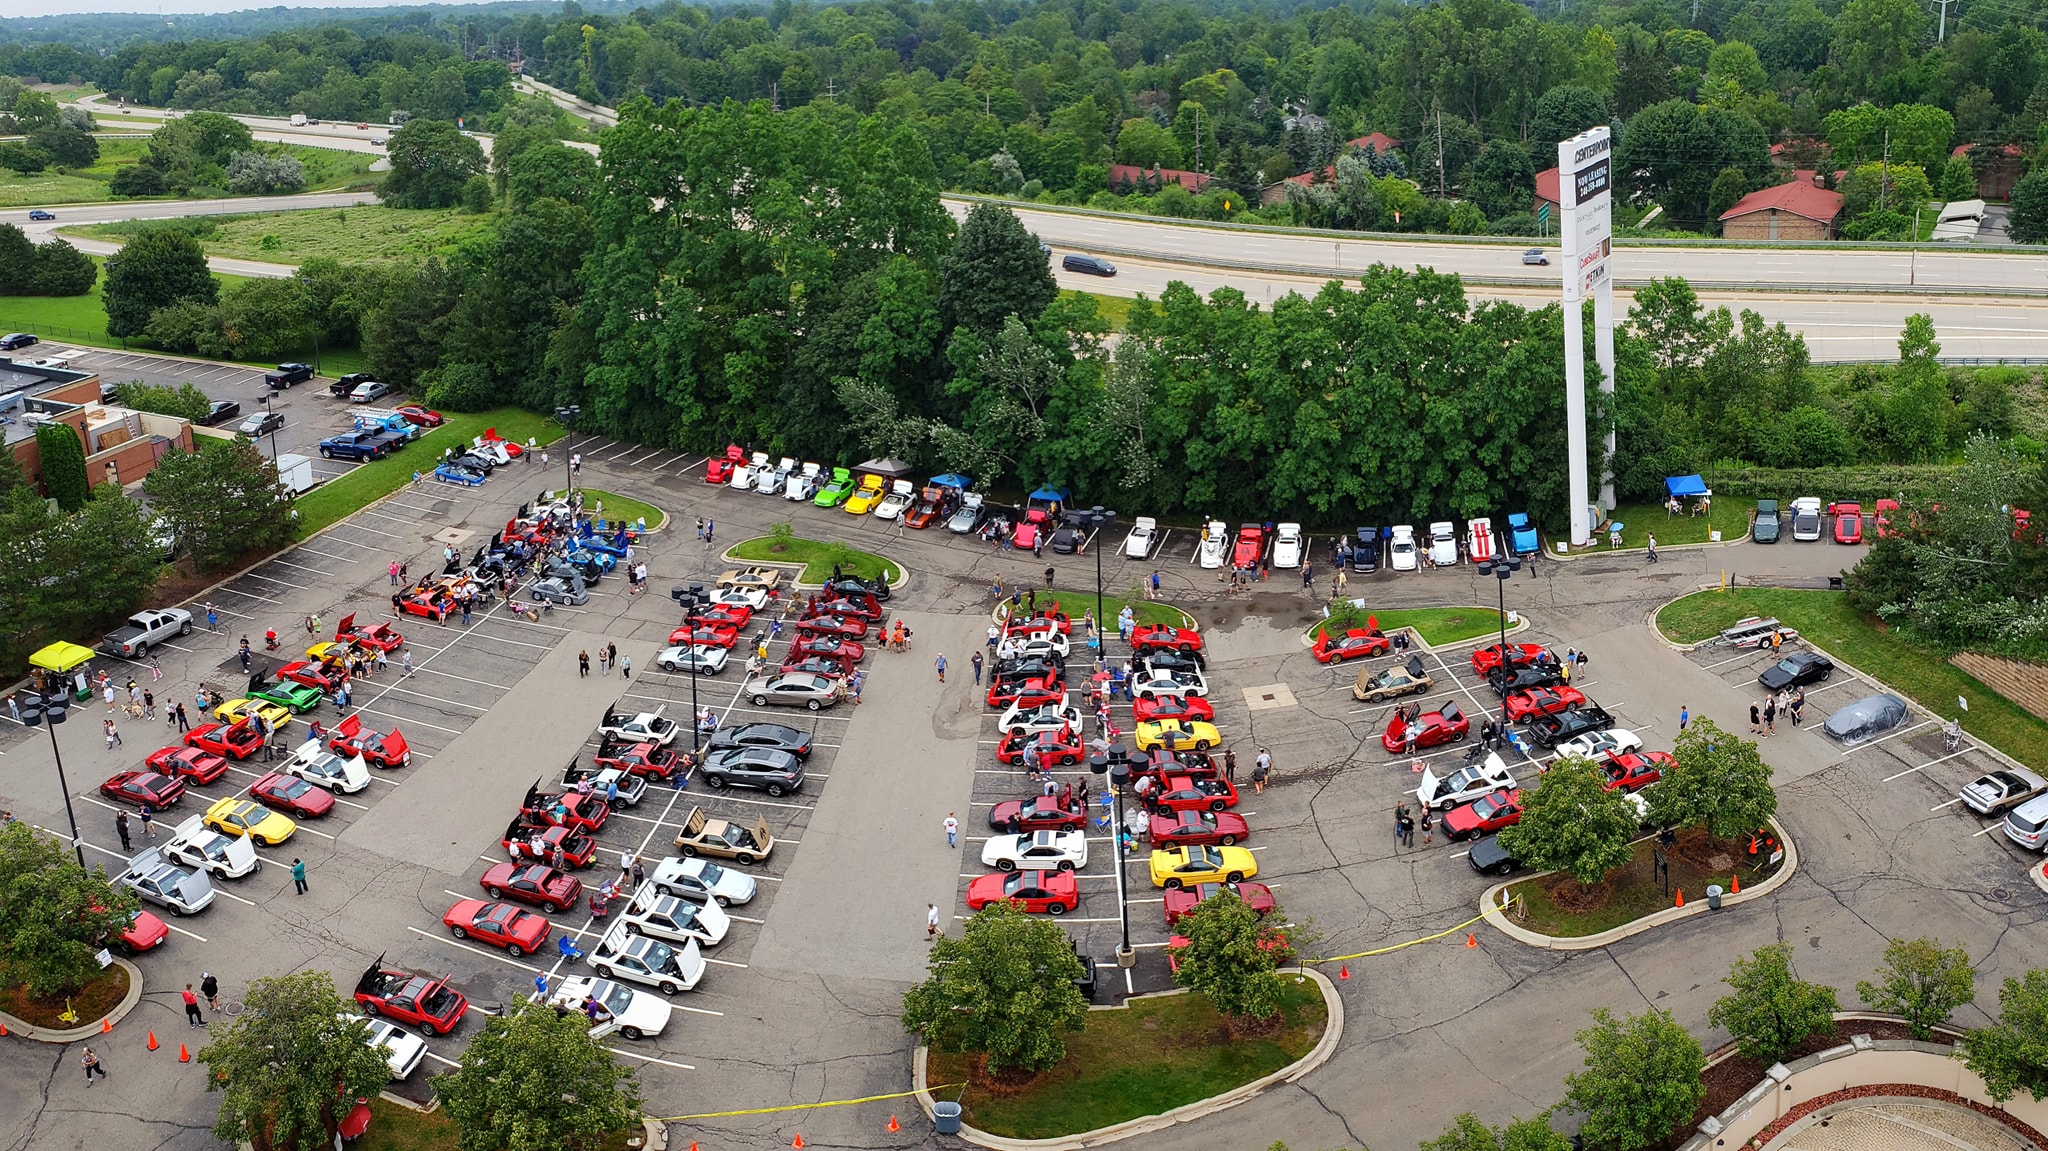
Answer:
1718;172;1843;240
1108;164;1211;193
1533;167;1561;219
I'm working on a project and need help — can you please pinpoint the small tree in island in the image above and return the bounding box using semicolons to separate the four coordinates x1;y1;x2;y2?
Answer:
901;900;1089;1081
1644;717;1777;842
1497;755;1638;888
1168;889;1298;1031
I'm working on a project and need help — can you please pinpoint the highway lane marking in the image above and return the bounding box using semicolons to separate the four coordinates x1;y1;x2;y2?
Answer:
1883;747;1977;782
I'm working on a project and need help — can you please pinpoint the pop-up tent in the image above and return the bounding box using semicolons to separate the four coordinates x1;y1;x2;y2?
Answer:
1664;475;1710;498
855;457;915;480
930;473;972;491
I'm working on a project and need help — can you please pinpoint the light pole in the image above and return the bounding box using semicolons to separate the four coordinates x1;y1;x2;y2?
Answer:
553;405;580;499
671;584;711;753
1474;555;1523;749
21;689;89;870
1078;506;1116;668
1095;749;1136;968
259;393;278;461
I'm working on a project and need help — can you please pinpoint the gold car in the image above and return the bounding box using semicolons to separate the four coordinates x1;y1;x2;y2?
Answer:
214;698;292;732
203;796;297;847
716;567;783;593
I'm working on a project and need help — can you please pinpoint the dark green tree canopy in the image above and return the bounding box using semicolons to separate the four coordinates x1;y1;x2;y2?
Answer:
901;900;1089;1072
938;202;1054;341
102;226;217;338
379;117;488;209
198;971;394;1151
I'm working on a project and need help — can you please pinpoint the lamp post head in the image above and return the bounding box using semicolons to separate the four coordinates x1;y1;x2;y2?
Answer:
1107;761;1130;789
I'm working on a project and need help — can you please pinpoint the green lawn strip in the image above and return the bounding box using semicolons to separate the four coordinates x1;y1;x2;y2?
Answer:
1040;588;1192;630
1059;289;1130;330
1320;604;1506;647
2;137;373;205
929;980;1326;1140
1589;499;1754;552
728;536;903;584
1655;589;2048;765
72;204;481;265
1503;832;1786;937
572;488;665;532
357;1100;632;1151
293;409;565;538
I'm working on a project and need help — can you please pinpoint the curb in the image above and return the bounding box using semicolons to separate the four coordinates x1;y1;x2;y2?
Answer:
1298;607;1527;652
911;968;1343;1150
0;958;144;1042
1478;816;1798;950
1541;527;1753;564
716;540;911;594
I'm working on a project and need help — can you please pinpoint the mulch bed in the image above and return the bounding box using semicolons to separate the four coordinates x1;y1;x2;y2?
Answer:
0;964;130;1029
1679;1020;1925;1148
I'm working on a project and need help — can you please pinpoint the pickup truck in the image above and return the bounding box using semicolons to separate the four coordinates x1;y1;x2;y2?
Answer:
319;431;389;461
264;363;314;390
102;608;193;658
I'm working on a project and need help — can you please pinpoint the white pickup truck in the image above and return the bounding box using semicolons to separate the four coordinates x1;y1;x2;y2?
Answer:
101;608;192;658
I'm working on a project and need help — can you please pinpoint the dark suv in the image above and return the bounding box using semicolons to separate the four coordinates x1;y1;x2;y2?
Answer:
699;747;805;796
1061;254;1116;277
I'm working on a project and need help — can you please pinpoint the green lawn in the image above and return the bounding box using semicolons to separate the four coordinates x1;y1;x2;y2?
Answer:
1026;587;1192;631
70;204;481;266
928;980;1326;1140
356;1099;632;1151
1061;289;1131;330
294;409;566;538
572;488;666;533
1320;604;1506;647
728;535;904;584
1656;588;2048;766
1587;499;1755;552
1504;828;1787;937
0;137;375;207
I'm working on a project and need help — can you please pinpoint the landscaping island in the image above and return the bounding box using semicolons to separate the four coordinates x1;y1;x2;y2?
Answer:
728;532;902;584
1499;825;1789;939
0;962;129;1030
1317;605;1507;648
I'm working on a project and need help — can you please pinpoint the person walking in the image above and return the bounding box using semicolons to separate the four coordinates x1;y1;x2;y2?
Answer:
182;984;204;1027
598;647;610;676
116;811;132;852
290;858;307;894
1224;749;1237;783
620;655;631;680
944;812;958;848
149;654;162;682
200;972;219;1011
81;1047;106;1087
174;703;190;733
1749;702;1762;735
389;560;401;586
142;690;154;721
1678;704;1690;732
1254;748;1272;789
401;651;414;678
1646;533;1658;563
935;653;947;683
927;904;940;942
1302;562;1315;594
1149;570;1162;600
205;603;218;632
578;650;590;678
104;719;121;749
103;681;116;712
1043;565;1055;588
237;638;251;673
970;651;984;685
1763;698;1776;734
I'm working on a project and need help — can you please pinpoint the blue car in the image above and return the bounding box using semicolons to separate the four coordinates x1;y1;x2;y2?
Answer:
564;546;617;572
575;527;632;558
434;463;486;487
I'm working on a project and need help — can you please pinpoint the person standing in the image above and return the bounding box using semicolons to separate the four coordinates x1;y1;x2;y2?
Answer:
1399;809;1415;848
935;654;947;683
579;650;590;678
389;560;400;586
927;904;940;942
1254;748;1272;790
970;651;984;686
1791;687;1806;727
986;623;1000;652
81;1047;106;1087
944;812;958;848
1678;705;1690;732
1149;570;1162;600
175;703;190;733
182;984;204;1027
1394;803;1408;847
200;972;219;1011
1223;749;1237;783
1420;807;1434;846
142;690;154;721
1646;533;1658;563
205;603;218;632
290;858;307;894
104;719;121;749
620;655;632;680
401;651;414;678
703;518;713;545
1763;698;1776;734
104;681;116;712
1302;562;1315;594
116;811;132;852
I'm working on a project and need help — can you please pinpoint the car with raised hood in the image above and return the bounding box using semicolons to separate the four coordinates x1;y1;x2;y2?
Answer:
813;466;856;507
1960;768;2048;816
649;855;757;906
1822;693;1909;745
545;977;671;1041
598;706;679;747
622;888;731;947
591;737;680;782
354;957;467;1035
1271;522;1304;568
947;491;989;533
279;740;371;793
1354;656;1434;702
1123;516;1158;558
1231;523;1265;569
1381;700;1469;752
1758;652;1833;691
503;818;597;868
757;456;794;495
145;744;231;785
442;899;551;956
1197;520;1228;569
996;727;1086;767
1416;754;1517;811
1313;626;1390;664
844;473;888;514
590;924;706;995
1471;642;1550;677
785;461;823;502
118;848;215;915
706;444;744;484
162;814;261;879
203;796;297;846
249;771;335;818
330;714;409;768
560;759;648;808
672;808;775;864
479;861;582;912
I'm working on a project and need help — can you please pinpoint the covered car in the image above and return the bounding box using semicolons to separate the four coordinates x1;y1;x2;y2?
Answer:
1822;693;1909;744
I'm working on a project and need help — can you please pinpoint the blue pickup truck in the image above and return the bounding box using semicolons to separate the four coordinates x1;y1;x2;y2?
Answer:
319;431;390;461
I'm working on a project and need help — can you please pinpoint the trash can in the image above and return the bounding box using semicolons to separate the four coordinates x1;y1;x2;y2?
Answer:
933;1102;963;1134
1706;884;1723;911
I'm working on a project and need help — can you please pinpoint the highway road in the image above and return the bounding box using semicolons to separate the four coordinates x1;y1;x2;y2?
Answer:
3;192;376;279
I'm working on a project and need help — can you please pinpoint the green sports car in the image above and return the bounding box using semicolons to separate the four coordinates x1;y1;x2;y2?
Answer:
246;672;323;714
813;466;855;507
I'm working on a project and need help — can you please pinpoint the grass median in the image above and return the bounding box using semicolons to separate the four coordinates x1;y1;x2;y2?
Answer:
1503;827;1788;937
1656;588;2048;766
1320;604;1506;647
292;409;564;538
927;979;1326;1140
572;489;665;532
728;534;903;584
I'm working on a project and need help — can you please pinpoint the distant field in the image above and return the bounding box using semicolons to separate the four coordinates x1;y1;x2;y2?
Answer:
0;136;376;208
70;204;484;265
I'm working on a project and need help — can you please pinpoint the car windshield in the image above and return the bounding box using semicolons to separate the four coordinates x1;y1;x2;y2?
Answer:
1770;658;1803;676
599;982;635;1013
696;861;725;884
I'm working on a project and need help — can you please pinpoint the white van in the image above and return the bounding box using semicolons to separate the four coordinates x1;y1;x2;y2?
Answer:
274;453;316;495
290;113;308;127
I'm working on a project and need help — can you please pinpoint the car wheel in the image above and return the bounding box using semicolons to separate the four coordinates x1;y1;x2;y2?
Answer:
680;845;699;857
1220;835;1237;846
705;775;727;789
178;620;192;636
766;783;788;797
621;1025;644;1040
321;448;334;459
997;859;1016;872
1440;798;1455;812
1210;800;1225;812
1048;902;1070;915
1226;871;1244;882
807;699;821;711
1058;861;1075;871
132;641;148;658
1454;728;1468;742
713;894;732;906
167;903;184;916
449;925;468;939
550;900;570;912
1197;740;1210;751
507;943;525;957
752;695;768;706
1818;668;1831;681
485;885;503;898
659;981;679;996
1494;862;1514;877
418;1021;438;1037
1164;878;1182;889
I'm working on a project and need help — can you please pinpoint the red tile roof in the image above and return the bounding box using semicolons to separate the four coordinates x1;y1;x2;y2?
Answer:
1108;164;1211;192
1719;178;1843;224
1534;167;1560;205
1347;132;1401;154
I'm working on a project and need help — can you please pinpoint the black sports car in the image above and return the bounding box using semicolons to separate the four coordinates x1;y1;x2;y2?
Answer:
1489;666;1564;697
1526;704;1616;746
705;723;813;759
202;400;242;426
1758;652;1833;691
1049;516;1087;555
823;575;890;602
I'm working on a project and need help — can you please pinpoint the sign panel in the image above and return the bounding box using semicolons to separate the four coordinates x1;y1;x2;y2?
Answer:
1558;128;1613;302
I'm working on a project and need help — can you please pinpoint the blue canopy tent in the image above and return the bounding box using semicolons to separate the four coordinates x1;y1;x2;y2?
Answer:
1026;485;1070;513
1665;475;1710;498
930;473;973;491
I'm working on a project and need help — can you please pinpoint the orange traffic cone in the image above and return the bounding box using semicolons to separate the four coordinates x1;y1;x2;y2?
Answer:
889;1115;902;1132
793;1136;806;1149
178;1044;191;1063
1675;889;1685;908
1466;933;1478;948
147;1030;159;1051
1749;835;1760;854
689;1144;699;1151
102;1018;112;1034
1;1021;10;1036
1731;874;1740;894
1338;964;1349;980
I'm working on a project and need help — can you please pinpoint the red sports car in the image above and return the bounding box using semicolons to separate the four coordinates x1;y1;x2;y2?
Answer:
1312;627;1391;664
807;592;882;620
100;771;186;808
1829;502;1863;545
443;899;551;956
668;622;740;648
523;787;610;832
1132;693;1214;723
1153;774;1239;813
354;960;467;1036
1130;625;1203;656
988;795;1086;832
1381;701;1470;752
706;444;745;484
277;659;338;692
478;862;583;912
794;635;864;665
784;648;856;677
335;613;404;653
1163;880;1275;925
503;819;597;868
1471;643;1550;677
697;604;753;629
397;404;445;428
594;740;679;781
330;714;409;768
965;868;1079;914
398;592;452;621
1231;524;1264;568
1444;789;1524;840
478;425;518;451
186;720;265;760
249;771;335;817
1006;604;1071;634
988;675;1063;709
145;745;230;785
1504;686;1588;722
1604;750;1673;793
112;907;170;954
997;727;1086;767
1148;810;1250;847
793;615;867;640
1132;749;1220;786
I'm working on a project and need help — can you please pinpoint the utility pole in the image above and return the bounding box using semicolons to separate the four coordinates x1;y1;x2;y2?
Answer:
770;81;780;112
1194;104;1202;175
1880;126;1890;213
1936;0;1954;42
1690;0;1700;24
1435;102;1446;199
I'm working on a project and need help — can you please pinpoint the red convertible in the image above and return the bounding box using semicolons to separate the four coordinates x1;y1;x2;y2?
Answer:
988;795;1087;832
1132;694;1214;723
668;622;740;648
503;819;598;868
1163;880;1274;925
277;659;339;692
1504;686;1587;723
1381;700;1470;752
1604;750;1672;793
1153;774;1239;813
479;862;583;912
594;739;679;781
335;613;404;653
794;614;867;641
330;714;409;768
443;899;551;956
249;771;335;818
793;634;864;665
1006;603;1071;634
100;771;186;808
1443;789;1523;841
1312;627;1391;664
398;404;446;428
355;959;467;1036
185;720;265;760
966;868;1078;914
988;673;1062;709
1130;625;1203;656
1148;810;1250;847
706;444;745;484
1471;642;1550;677
522;782;610;832
805;594;882;622
146;745;231;785
997;727;1086;767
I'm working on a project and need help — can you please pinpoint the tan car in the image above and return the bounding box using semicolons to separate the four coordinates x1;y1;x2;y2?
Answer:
672;807;776;865
1353;655;1435;703
717;566;783;593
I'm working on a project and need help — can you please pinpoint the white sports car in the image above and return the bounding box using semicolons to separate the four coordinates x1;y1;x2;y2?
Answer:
599;707;679;746
280;741;371;794
1197;520;1228;569
545;976;671;1041
648;855;757;906
1417;755;1518;811
997;701;1084;735
1552;728;1644;761
1427;521;1459;566
621;888;731;946
655;644;730;675
163;814;262;879
711;586;770;611
982;829;1089;872
873;479;915;520
1123;516;1158;559
1271;522;1303;569
589;924;705;995
349;1014;428;1079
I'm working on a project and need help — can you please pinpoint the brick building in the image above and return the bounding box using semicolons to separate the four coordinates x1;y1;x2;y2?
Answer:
2;358;195;494
1717;174;1843;240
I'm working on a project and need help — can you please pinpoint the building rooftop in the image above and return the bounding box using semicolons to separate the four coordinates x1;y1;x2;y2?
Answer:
1720;177;1843;224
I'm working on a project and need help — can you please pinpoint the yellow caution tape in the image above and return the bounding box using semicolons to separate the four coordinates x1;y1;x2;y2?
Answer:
1309;903;1503;964
651;1084;961;1122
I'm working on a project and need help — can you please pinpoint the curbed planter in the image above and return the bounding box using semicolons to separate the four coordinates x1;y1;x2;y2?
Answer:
717;543;911;594
911;969;1343;1151
0;958;144;1042
1479;816;1798;951
1300;607;1526;652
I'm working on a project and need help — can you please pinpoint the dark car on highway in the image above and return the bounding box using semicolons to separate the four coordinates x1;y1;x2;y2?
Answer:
1758;651;1833;691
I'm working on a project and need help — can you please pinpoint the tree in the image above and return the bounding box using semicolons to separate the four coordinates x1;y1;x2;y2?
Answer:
1830;0;1926;101
1643;717;1776;838
0;141;49;174
1617;100;1772;227
1707;167;1750;231
378;118;487;209
1114;117;1183;169
1823;103;1954;173
938;203;1056;341
1856;936;1976;1040
1938;156;1977;202
112;380;213;423
225;150;305;195
1497;756;1638;885
1531;85;1608;150
1562;1008;1706;1151
1706;42;1768;97
900;900;1088;1073
198;971;394;1151
30;239;97;296
505;141;596;207
0;222;33;289
437;1000;641;1151
1168;890;1291;1020
102;226;217;338
215;278;314;360
31;125;99;169
1707;944;1838;1065
109;164;169;197
1423;1112;1572;1151
1840;163;1934;223
0;821;137;999
1467;139;1535;221
1960;969;2048;1103
2009;169;2048;244
143;440;295;572
34;422;89;512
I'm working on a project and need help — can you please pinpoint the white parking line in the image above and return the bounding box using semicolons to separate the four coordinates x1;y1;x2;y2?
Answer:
609;1047;695;1071
266;558;337;577
1973;823;2006;837
406;924;548;974
1930;798;1963;810
1841;719;1935;756
357;707;464;736
1699;650;1761;670
338;522;403;539
1882;747;1977;782
1802;679;1859;696
291;545;355;563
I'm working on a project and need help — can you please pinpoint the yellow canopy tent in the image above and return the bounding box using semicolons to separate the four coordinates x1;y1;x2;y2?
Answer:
30;641;97;701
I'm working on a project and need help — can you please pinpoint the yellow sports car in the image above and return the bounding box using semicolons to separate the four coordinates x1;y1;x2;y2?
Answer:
1135;719;1222;752
305;641;353;665
203;797;297;847
214;698;292;732
1148;844;1257;889
843;474;887;515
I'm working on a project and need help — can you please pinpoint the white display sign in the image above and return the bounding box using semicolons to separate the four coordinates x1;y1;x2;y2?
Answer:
1559;128;1613;302
1558;125;1617;547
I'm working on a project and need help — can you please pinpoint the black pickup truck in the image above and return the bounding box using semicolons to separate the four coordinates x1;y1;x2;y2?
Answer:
264;362;314;389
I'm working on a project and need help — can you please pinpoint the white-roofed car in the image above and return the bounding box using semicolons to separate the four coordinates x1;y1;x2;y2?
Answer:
1552;728;1644;761
1388;525;1419;571
589;922;705;995
873;478;916;519
162;814;261;879
622;887;731;946
648;855;757;906
1197;520;1228;569
711;585;771;611
1427;521;1459;566
1123;515;1158;559
1271;523;1303;568
350;1014;428;1079
279;739;371;794
545;976;671;1041
1417;754;1517;812
982;828;1089;872
654;644;729;675
997;700;1085;734
1959;768;2047;816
